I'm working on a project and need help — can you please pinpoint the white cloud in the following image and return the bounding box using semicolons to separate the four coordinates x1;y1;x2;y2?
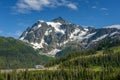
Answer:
67;3;78;10
15;0;78;13
101;8;108;10
104;25;120;29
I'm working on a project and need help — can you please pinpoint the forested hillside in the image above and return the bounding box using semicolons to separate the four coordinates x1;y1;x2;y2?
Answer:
45;38;120;67
0;38;120;80
0;37;52;69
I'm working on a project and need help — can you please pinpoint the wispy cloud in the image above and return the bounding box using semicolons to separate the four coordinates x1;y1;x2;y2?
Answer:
100;7;109;16
14;0;78;13
0;30;3;34
104;25;120;29
67;3;78;10
91;6;108;11
17;22;29;27
92;6;97;9
101;8;108;11
104;13;109;16
91;6;109;16
6;31;23;38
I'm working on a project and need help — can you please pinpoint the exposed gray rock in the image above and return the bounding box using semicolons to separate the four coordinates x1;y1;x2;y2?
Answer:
19;17;120;56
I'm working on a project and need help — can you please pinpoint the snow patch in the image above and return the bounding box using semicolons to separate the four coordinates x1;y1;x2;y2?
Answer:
59;40;69;46
92;34;108;42
37;24;42;28
31;42;43;49
85;32;96;39
70;28;88;41
70;28;80;39
20;37;24;40
38;20;45;23
19;32;28;40
47;49;61;56
75;31;87;40
63;40;69;45
33;24;42;30
84;28;89;31
45;30;49;36
110;32;120;36
47;22;65;34
73;28;80;35
31;37;48;49
45;29;52;36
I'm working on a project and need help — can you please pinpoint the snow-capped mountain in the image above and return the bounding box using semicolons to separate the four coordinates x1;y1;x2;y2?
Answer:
20;17;120;56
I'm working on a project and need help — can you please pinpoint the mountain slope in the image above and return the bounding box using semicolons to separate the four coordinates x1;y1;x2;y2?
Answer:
45;38;120;68
0;37;52;69
20;17;120;56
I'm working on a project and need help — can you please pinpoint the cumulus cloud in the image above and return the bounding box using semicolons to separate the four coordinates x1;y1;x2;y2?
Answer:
14;0;78;13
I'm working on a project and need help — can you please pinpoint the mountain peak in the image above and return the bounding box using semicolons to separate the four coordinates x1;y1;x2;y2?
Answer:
52;17;69;24
19;17;120;56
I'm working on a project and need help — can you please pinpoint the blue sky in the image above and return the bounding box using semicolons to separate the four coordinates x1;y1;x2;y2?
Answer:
0;0;120;38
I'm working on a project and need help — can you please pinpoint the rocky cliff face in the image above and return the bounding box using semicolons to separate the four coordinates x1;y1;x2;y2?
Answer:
20;17;120;56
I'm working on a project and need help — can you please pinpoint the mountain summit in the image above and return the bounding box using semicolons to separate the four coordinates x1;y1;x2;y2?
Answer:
51;17;69;24
20;17;120;56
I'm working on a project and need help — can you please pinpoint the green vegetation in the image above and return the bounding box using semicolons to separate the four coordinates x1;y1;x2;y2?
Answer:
0;68;120;80
55;47;80;57
93;38;120;51
0;37;52;69
45;39;120;68
0;38;120;80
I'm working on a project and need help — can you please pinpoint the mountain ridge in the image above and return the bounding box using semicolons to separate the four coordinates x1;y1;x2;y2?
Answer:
19;17;120;56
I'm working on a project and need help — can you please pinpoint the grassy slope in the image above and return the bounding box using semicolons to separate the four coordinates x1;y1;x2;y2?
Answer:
0;37;52;69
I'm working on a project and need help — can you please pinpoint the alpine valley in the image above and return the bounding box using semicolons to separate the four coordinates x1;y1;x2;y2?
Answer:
0;17;120;80
20;17;120;57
